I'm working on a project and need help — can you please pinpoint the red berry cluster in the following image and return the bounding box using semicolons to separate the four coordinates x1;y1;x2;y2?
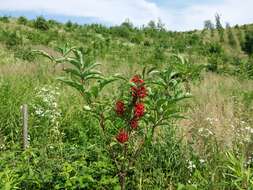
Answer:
116;129;129;144
131;75;147;99
115;75;147;144
115;100;125;116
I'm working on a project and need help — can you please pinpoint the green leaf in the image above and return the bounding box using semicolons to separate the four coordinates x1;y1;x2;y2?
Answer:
73;49;84;68
63;68;82;78
113;73;127;81
66;58;81;70
90;85;99;98
82;70;102;79
98;77;118;90
84;75;103;81
57;77;84;93
32;50;54;62
86;62;101;71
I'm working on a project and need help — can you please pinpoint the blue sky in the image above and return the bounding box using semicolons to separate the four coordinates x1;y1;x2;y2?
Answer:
0;0;252;31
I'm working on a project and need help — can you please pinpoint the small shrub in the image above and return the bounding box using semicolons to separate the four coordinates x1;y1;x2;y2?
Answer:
17;16;28;25
0;16;9;23
207;56;219;72
14;47;36;61
33;16;49;31
2;31;23;48
242;31;253;55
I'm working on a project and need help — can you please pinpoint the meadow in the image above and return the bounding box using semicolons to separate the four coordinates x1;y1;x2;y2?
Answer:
0;16;253;189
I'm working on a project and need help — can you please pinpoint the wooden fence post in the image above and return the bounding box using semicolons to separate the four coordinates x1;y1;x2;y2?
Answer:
21;104;29;149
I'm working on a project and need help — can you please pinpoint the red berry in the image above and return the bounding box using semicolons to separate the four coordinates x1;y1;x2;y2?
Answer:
134;103;145;118
130;119;138;129
116;129;129;143
131;85;147;98
131;75;144;85
115;101;125;116
137;86;147;98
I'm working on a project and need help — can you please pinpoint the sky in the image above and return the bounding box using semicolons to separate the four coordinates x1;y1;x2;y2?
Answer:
0;0;252;31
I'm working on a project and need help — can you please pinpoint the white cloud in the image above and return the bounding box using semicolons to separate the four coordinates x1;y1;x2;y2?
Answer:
0;0;171;25
0;0;252;31
171;0;253;31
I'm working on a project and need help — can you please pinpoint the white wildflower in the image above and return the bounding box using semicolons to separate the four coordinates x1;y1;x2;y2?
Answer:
188;160;196;172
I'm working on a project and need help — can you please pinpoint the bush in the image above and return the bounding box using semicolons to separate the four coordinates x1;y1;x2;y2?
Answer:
110;25;131;39
242;31;253;55
17;16;28;25
226;23;237;47
207;56;219;72
1;31;23;48
0;16;9;23
244;57;253;79
33;16;49;31
14;47;36;61
206;42;223;55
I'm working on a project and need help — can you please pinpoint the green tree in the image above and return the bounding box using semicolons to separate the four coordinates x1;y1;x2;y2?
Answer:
33;16;49;31
157;18;165;31
17;16;28;25
147;20;156;30
226;22;236;47
204;20;215;37
215;13;224;42
120;18;133;29
0;16;9;23
242;31;253;55
236;29;244;48
65;20;73;28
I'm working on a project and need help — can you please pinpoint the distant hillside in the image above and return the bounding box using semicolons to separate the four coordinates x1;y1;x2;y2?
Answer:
0;15;252;78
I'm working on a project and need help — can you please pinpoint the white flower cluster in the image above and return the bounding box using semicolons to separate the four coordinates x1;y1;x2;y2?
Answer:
187;160;196;172
231;120;253;144
32;85;63;138
245;126;253;134
198;127;214;137
205;117;218;125
0;143;5;150
246;155;253;166
199;159;205;164
0;136;7;151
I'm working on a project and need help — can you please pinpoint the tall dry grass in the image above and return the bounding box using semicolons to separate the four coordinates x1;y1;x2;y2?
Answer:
181;72;253;151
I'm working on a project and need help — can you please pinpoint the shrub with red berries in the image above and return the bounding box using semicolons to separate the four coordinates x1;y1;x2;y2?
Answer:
39;45;189;190
114;75;147;144
82;68;188;190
